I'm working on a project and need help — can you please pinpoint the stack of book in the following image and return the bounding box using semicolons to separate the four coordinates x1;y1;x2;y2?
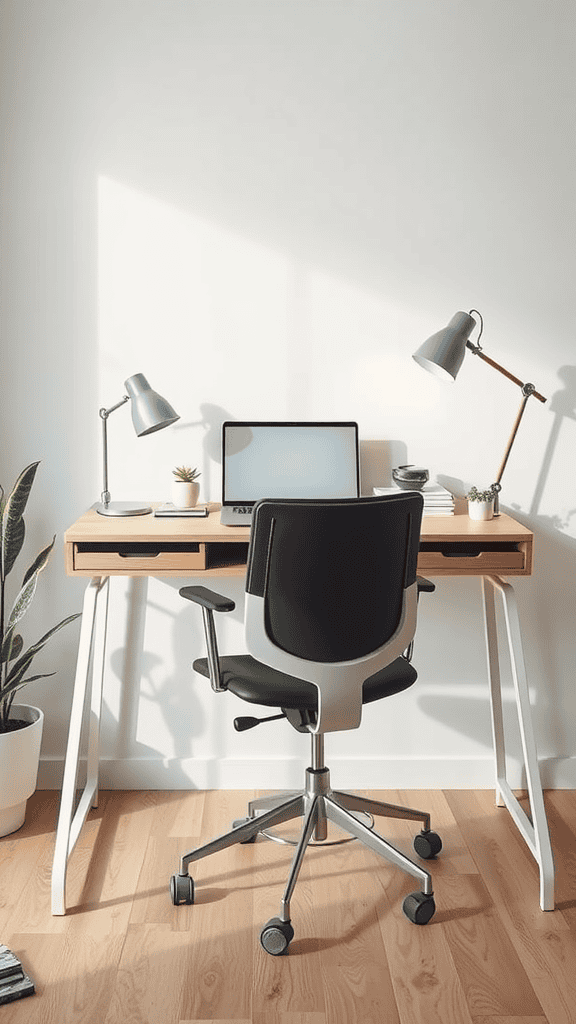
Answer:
373;483;455;516
0;946;35;1005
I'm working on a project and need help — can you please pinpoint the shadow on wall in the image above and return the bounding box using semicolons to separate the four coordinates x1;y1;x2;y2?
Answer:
417;364;576;767
107;575;246;787
516;364;576;758
171;403;233;502
529;365;576;526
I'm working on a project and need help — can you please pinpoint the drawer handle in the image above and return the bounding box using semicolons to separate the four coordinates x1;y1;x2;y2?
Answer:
420;542;519;558
441;549;481;558
119;549;161;558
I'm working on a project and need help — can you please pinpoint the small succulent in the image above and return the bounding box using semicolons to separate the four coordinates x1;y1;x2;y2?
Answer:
467;485;496;503
172;466;201;483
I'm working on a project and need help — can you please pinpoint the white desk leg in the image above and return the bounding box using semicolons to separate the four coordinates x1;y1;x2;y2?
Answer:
482;575;555;911
482;580;507;808
51;576;110;915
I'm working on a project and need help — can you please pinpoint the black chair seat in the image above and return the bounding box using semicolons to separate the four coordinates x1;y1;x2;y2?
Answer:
192;653;417;711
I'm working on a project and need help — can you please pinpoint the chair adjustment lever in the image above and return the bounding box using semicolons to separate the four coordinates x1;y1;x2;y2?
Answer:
234;713;286;732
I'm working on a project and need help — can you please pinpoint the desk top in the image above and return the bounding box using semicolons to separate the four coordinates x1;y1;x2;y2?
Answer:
65;504;243;545
65;505;533;545
64;505;533;578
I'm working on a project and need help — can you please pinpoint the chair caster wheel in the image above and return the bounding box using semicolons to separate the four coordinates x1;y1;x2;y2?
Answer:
170;873;194;905
414;830;442;859
403;891;436;925
260;917;294;955
232;817;258;843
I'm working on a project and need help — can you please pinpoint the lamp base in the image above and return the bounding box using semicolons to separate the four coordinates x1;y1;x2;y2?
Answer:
96;502;152;517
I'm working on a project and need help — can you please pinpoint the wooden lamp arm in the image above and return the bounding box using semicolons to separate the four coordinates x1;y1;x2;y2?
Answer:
466;342;547;403
493;391;532;488
462;314;547;510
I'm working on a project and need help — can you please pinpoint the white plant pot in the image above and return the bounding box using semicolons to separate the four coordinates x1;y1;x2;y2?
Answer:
468;499;494;521
0;704;44;837
171;480;199;508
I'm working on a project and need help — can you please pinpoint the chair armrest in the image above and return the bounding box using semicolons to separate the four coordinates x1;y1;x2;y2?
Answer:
417;576;435;594
179;586;234;692
179;585;235;613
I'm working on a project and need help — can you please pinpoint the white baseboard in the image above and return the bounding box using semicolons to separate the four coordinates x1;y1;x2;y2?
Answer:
37;755;576;791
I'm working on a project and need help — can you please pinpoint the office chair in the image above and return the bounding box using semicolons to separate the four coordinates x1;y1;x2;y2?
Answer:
170;494;440;954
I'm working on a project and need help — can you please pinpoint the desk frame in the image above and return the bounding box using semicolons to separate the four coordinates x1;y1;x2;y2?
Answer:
51;509;554;915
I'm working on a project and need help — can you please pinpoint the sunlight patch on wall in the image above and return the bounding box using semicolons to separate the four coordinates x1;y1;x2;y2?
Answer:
97;176;291;501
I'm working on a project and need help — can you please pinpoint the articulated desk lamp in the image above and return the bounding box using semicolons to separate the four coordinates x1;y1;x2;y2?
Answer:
412;310;546;513
97;372;180;516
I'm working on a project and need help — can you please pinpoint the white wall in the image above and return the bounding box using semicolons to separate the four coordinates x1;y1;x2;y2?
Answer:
1;0;575;789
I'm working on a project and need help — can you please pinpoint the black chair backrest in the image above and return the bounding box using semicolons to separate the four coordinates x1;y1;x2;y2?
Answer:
246;494;423;664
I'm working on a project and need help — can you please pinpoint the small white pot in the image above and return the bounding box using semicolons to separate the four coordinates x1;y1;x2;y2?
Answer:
468;499;494;521
171;480;199;508
0;704;44;837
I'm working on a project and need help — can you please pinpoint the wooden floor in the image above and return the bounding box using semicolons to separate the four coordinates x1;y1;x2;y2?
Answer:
1;787;575;1023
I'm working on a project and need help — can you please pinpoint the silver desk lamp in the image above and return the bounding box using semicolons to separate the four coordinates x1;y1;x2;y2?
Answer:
97;373;180;516
412;310;546;513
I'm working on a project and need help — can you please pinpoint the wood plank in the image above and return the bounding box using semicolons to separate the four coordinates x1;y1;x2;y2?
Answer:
438;873;543;1017
379;897;475;1024
104;923;191;1024
128;835;196;928
0;830;54;935
3;931;123;1024
252;811;323;1016
253;1016;326;1024
473;1017;548;1024
175;792;256;1021
62;790;158;936
315;834;401;1024
182;1020;251;1024
149;789;206;840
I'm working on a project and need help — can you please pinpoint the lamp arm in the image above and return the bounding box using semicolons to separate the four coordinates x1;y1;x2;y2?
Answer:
99;396;129;506
459;327;545;516
466;342;547;403
492;390;532;492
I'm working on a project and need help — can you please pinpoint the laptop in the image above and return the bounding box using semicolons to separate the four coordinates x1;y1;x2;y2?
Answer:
220;421;360;526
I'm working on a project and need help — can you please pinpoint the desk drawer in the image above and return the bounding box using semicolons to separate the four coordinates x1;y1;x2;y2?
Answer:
73;542;206;573
418;541;527;574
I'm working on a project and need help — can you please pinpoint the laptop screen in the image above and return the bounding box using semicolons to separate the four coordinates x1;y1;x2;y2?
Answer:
222;422;360;506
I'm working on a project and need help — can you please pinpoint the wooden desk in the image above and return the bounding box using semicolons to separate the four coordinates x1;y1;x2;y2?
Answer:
63;506;534;578
52;507;553;915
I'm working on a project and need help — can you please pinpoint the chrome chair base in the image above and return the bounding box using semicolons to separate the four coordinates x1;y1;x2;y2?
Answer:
172;735;438;936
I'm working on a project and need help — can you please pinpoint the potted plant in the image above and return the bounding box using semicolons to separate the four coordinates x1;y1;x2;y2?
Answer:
171;465;201;508
0;462;80;836
466;485;496;521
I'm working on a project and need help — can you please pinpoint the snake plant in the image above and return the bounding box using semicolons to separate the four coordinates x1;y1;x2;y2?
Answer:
0;462;80;733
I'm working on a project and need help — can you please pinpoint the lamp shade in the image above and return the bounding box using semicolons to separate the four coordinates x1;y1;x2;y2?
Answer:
124;373;180;436
412;311;477;381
